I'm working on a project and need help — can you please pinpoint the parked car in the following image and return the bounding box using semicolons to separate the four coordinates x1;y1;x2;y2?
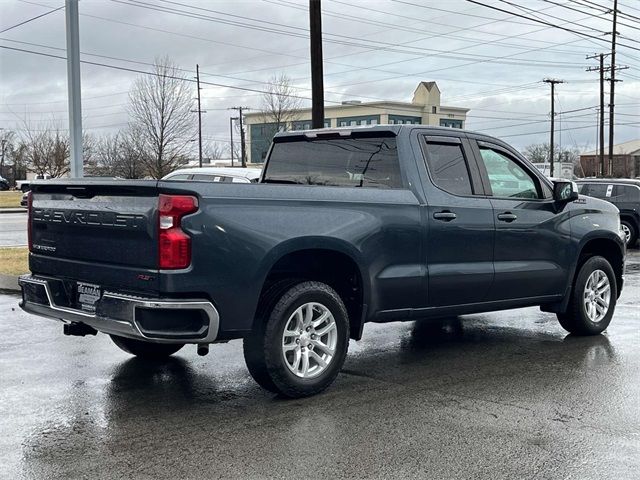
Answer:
20;125;625;398
162;167;261;183
576;179;640;247
20;191;29;208
0;175;9;191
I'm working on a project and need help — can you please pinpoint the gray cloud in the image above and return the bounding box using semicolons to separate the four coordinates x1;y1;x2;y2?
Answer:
1;0;638;153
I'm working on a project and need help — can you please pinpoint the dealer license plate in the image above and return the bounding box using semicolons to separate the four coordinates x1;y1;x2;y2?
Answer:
76;282;102;313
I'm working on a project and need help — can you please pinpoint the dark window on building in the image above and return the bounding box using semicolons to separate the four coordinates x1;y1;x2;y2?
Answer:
263;136;401;188
439;118;463;129
432;106;437;114
424;142;473;196
389;115;421;125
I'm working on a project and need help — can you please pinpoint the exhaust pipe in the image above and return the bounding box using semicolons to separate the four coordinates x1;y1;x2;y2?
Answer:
197;344;209;356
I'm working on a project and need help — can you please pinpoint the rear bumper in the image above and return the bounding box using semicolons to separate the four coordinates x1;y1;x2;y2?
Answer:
19;274;219;344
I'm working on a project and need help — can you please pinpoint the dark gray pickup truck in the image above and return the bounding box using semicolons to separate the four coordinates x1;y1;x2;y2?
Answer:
20;125;625;397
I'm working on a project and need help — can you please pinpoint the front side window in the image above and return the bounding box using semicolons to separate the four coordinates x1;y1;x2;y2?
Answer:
263;136;401;188
479;148;539;199
424;142;473;196
616;185;640;201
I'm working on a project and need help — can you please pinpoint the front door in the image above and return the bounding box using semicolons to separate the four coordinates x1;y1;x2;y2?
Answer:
473;141;571;301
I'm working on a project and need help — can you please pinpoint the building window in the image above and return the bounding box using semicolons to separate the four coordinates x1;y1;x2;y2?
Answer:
439;119;463;129
389;115;421;125
337;115;381;127
432;106;437;114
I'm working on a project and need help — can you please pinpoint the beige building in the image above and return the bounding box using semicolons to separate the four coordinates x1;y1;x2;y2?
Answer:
580;139;640;178
244;81;469;164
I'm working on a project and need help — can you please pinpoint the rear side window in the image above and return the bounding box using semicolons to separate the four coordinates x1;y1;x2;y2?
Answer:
192;174;218;182
423;142;473;196
263;136;401;188
582;183;610;198
167;174;190;180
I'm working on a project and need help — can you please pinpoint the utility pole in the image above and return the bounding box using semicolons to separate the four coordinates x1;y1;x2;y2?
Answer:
608;0;618;175
586;53;608;177
229;116;238;167
195;65;204;167
309;0;325;129
65;0;83;177
543;78;564;177
229;107;249;167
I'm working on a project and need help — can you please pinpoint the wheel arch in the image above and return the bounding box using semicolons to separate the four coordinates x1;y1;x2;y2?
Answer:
254;238;370;340
542;233;624;315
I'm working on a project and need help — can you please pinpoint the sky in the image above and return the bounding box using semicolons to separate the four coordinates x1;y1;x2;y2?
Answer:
1;0;639;156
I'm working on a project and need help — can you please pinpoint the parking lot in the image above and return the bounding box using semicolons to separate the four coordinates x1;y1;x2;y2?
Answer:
1;250;639;479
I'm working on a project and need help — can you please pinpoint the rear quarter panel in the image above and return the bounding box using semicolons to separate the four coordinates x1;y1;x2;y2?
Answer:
158;181;423;336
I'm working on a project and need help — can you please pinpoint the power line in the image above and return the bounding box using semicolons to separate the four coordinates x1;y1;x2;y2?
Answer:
0;5;64;34
542;0;640;31
465;0;640;52
111;0;597;66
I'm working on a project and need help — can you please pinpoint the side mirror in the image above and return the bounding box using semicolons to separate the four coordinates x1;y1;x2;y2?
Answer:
553;180;579;203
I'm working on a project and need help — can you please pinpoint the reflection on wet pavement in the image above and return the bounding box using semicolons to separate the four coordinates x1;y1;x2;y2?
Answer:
1;251;639;479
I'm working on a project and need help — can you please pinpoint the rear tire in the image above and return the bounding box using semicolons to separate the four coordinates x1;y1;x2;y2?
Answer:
110;335;184;358
621;219;637;248
243;281;350;398
557;256;617;336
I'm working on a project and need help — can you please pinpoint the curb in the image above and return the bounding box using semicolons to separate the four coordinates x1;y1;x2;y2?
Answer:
0;208;26;214
0;273;20;293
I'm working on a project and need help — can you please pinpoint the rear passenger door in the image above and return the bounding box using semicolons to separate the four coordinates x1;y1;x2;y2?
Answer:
419;135;494;307
472;140;571;301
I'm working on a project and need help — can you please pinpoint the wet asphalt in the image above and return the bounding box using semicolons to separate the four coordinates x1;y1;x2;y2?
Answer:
1;251;639;480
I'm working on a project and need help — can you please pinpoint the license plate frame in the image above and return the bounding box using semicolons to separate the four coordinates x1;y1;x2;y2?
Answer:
76;282;102;313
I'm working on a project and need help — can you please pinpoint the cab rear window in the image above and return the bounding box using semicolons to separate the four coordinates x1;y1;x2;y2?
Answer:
263;136;402;188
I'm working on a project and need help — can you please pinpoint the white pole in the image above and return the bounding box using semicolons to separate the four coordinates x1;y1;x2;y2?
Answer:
65;0;83;178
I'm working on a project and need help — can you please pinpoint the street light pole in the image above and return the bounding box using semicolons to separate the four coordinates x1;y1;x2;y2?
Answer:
65;0;83;178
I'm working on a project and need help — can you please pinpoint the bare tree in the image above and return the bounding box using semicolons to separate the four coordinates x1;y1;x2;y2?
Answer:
128;56;195;178
203;141;227;163
260;73;303;134
19;124;70;178
1;130;16;181
91;130;146;179
523;143;580;165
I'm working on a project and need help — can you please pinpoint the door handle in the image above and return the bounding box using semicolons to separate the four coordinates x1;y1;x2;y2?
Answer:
497;212;517;222
433;211;457;221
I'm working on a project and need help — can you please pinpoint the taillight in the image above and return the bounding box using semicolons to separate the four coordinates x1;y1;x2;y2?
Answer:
158;194;198;269
27;191;33;252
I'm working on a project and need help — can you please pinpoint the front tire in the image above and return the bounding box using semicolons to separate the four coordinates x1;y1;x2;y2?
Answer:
557;256;617;335
110;335;184;358
243;281;350;398
621;220;637;248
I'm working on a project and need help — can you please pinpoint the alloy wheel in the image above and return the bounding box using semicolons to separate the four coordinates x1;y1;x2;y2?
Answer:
583;269;611;323
281;302;338;378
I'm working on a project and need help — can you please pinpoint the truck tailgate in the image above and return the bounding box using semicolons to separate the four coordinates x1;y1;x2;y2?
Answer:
29;180;160;293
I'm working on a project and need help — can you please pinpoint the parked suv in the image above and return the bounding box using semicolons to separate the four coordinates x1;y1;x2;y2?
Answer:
576;179;640;247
